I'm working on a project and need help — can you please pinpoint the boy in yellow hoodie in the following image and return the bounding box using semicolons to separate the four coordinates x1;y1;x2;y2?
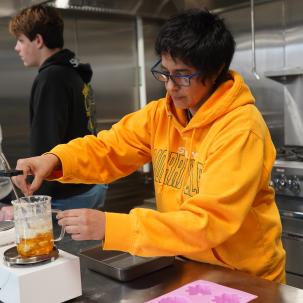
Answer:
13;9;285;282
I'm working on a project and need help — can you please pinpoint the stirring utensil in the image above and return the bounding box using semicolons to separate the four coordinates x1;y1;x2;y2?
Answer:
0;170;23;177
0;152;32;231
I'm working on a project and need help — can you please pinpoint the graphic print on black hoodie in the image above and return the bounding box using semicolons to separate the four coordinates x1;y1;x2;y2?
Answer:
29;49;94;198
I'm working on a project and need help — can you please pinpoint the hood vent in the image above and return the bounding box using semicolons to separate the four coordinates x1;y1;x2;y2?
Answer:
50;0;256;19
51;0;183;19
0;0;270;19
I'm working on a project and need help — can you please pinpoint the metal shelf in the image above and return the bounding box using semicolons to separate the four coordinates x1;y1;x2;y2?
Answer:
264;67;303;78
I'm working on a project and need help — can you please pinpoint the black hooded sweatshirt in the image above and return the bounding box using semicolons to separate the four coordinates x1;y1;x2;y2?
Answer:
29;49;94;199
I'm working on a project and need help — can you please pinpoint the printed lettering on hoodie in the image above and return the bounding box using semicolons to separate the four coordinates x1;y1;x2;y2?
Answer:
153;148;203;196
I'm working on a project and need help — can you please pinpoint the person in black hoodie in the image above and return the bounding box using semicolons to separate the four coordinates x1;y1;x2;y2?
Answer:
8;4;108;210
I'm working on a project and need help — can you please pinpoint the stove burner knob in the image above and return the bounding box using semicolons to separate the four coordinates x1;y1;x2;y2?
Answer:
275;174;288;191
273;178;280;190
289;176;301;194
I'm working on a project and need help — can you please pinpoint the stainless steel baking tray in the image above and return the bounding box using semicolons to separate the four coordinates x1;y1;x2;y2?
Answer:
79;247;175;281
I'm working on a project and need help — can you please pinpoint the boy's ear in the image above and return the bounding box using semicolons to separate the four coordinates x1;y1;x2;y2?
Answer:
34;34;44;49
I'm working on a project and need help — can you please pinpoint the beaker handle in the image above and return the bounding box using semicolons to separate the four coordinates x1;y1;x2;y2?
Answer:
51;209;65;241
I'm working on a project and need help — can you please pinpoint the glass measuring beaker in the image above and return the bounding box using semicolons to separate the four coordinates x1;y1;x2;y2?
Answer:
11;195;65;258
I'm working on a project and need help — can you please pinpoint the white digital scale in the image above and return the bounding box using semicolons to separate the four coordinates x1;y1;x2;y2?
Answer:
0;225;82;303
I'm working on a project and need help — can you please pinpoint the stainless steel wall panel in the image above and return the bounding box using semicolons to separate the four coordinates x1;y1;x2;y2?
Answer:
224;2;285;74
0;17;34;165
276;0;303;145
136;0;179;19
285;0;303;68
61;17;78;53
142;20;166;102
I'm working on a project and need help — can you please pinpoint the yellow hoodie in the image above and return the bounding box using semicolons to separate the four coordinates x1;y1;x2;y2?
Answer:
50;71;285;282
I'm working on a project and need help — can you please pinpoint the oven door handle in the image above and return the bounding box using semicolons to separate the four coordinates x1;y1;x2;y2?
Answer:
282;231;303;241
280;210;303;220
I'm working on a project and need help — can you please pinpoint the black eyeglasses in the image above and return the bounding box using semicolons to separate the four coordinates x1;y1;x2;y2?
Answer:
151;59;202;87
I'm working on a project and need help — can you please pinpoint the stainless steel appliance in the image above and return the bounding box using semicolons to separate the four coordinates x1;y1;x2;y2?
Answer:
271;146;303;288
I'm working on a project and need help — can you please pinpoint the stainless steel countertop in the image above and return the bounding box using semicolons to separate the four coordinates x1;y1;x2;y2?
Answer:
1;206;303;302
53;229;303;303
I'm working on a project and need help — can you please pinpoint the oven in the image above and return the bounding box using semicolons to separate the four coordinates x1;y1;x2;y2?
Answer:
271;146;303;288
276;197;303;288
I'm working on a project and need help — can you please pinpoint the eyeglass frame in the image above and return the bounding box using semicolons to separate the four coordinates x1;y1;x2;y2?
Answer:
150;59;202;87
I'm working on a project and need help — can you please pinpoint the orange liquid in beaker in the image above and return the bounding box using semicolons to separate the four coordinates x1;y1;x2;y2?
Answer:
17;232;54;257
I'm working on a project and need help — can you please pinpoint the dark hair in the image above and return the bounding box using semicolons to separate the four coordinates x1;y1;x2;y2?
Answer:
155;9;235;85
9;4;64;49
